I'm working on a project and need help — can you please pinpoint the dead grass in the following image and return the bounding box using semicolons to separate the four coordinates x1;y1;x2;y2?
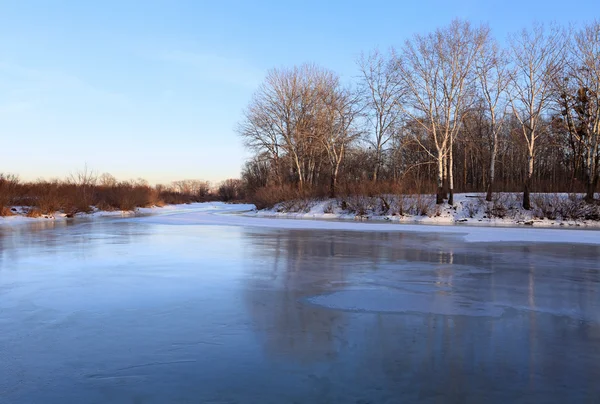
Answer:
532;193;600;221
25;208;43;218
0;207;15;217
336;193;436;218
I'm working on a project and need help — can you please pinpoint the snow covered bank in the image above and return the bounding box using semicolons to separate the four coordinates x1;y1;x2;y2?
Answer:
2;199;599;245
0;202;218;227
133;201;600;245
254;193;600;228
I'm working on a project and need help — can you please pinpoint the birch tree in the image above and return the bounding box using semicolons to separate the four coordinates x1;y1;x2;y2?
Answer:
508;23;565;209
474;34;511;201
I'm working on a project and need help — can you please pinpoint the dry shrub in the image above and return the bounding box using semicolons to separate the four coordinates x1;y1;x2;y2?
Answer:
338;180;403;198
0;172;211;215
35;182;63;215
390;194;435;217
250;185;300;210
276;198;315;213
0;206;15;216
337;193;436;217
482;193;520;219
95;200;117;212
26;208;43;218
339;196;376;216
0;173;20;211
464;200;479;218
532;194;562;220
218;179;244;202
414;194;435;216
323;202;335;214
533;193;600;221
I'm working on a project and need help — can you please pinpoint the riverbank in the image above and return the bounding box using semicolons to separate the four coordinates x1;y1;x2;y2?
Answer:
0;203;207;227
252;193;600;228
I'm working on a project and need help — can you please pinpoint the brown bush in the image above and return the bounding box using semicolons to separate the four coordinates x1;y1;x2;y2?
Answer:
0;206;15;216
26;208;43;218
0;173;19;211
249;185;306;210
0;173;217;215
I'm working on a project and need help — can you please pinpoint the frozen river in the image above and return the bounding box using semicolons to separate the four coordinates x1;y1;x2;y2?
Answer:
1;204;600;403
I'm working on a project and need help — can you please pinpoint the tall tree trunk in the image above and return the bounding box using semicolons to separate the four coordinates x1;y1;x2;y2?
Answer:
293;155;304;191
486;135;497;202
442;154;448;199
330;157;341;198
436;152;444;204
586;179;595;202
584;149;595;202
273;155;282;188
330;171;337;198
373;146;381;182
523;152;533;210
448;142;454;206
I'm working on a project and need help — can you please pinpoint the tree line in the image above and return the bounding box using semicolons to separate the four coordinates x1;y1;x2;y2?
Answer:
238;19;600;209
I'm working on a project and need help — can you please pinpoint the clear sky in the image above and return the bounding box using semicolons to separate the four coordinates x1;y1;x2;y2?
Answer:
0;0;597;184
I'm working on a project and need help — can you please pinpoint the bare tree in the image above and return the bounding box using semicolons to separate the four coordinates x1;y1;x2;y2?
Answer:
238;94;283;186
508;23;566;209
317;84;362;196
239;64;344;190
474;33;511;201
70;164;98;207
99;172;117;187
396;19;487;204
357;49;403;182
239;65;321;189
556;20;600;202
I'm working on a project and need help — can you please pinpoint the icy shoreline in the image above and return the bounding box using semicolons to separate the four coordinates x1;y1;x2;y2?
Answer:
2;199;600;245
253;193;600;229
0;203;202;227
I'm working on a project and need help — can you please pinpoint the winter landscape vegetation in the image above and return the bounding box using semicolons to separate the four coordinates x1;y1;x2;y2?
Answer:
1;2;600;403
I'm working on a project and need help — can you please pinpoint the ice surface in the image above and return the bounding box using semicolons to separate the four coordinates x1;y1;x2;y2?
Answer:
1;204;600;403
307;289;506;317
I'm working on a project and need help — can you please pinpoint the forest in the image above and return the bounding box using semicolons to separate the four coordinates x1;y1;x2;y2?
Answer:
238;20;600;210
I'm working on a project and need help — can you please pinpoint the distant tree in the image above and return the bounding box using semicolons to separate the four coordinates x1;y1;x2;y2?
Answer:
70;165;98;208
218;179;244;201
474;32;511;201
507;23;566;209
98;173;117;187
242;157;271;193
239;65;324;189
555;20;600;202
317;82;362;196
357;49;404;182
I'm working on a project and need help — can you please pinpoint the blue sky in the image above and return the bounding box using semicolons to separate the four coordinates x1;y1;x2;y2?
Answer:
0;0;597;184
